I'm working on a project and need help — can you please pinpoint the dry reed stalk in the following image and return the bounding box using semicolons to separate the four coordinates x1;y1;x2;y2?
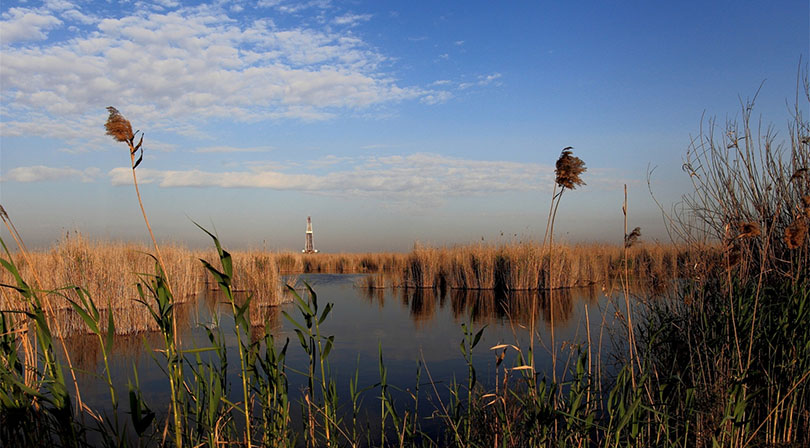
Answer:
231;251;289;307
622;184;639;388
0;205;85;412
0;236;201;335
405;244;446;289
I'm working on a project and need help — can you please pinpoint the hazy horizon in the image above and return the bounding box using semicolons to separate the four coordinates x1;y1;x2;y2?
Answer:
1;1;807;252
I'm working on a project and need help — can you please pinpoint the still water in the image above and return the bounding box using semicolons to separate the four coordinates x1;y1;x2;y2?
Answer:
66;273;632;438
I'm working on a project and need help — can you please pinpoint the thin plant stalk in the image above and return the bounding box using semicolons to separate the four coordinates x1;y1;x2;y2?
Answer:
621;185;637;388
106;107;182;446
0;205;84;413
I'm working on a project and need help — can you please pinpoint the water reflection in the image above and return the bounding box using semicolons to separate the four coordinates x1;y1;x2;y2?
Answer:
62;274;648;426
66;331;166;373
359;286;603;329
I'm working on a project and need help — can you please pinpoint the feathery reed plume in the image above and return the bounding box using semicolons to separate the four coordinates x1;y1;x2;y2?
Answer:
104;107;134;143
802;195;810;216
624;227;642;248
789;167;808;182
555;147;587;190
738;222;761;239
785;217;808;249
538;146;587;390
104;106;181;447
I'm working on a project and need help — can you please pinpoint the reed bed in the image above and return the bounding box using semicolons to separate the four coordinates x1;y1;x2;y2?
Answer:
400;241;686;291
0;236;292;335
1;238;686;320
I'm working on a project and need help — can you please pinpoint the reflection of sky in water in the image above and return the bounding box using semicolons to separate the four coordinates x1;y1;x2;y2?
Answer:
64;273;634;431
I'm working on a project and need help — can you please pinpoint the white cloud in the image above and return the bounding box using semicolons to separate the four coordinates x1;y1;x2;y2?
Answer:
1;4;432;144
0;8;62;44
3;165;100;182
333;13;372;27
360;143;398;150
258;0;332;14
107;153;555;206
43;1;75;12
420;91;452;105
193;145;273;153
459;73;502;90
61;8;98;25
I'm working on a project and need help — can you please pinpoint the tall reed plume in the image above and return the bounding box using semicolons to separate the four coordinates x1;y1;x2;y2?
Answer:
105;106;183;446
538;147;586;384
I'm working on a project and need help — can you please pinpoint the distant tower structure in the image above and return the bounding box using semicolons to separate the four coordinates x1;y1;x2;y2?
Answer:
303;216;318;253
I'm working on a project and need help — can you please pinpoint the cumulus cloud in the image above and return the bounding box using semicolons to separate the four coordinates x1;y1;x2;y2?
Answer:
3;165;100;182
1;2;437;146
107;153;554;206
0;8;62;44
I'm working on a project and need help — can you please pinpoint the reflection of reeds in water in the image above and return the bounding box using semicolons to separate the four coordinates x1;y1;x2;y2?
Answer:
358;281;387;307
449;286;601;328
203;288;284;343
357;271;400;290
247;304;282;343
48;299;196;338
66;330;166;372
0;235;685;335
405;288;438;326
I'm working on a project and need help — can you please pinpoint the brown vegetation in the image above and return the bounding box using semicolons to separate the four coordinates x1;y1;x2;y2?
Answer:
1;233;689;336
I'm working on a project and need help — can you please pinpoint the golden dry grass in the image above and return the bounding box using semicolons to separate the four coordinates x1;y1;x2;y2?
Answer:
0;235;690;336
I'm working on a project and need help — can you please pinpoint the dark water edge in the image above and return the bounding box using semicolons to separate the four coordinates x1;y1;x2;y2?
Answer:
63;273;636;444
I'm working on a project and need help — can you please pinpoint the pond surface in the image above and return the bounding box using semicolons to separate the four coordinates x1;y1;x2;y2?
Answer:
66;273;635;440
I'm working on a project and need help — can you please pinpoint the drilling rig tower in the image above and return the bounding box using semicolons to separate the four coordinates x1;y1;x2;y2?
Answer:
303;216;318;253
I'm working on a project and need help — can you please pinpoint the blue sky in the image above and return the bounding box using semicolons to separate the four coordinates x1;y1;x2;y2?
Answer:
0;0;807;251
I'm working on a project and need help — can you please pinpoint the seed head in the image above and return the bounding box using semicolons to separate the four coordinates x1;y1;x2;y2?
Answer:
737;222;760;239
555;147;587;190
790;167;808;182
624;227;641;248
105;106;134;143
785;217;808;249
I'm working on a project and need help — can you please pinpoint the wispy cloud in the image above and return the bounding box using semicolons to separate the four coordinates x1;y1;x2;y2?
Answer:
420;91;453;105
258;0;333;14
107;153;556;206
7;154;625;208
193;145;274;153
2;165;100;182
458;73;502;90
333;13;372;27
360;143;399;150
